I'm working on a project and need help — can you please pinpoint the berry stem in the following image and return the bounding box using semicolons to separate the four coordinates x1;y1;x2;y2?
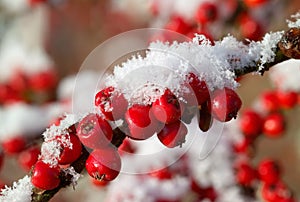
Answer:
30;127;126;202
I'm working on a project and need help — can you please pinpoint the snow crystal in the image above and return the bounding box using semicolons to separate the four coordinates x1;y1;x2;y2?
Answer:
287;12;300;28
0;175;33;202
256;31;284;71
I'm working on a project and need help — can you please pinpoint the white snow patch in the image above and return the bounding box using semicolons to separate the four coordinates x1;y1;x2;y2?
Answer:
0;175;33;202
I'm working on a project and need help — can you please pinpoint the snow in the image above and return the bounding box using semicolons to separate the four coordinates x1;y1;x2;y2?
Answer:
0;103;63;141
0;0;28;13
0;176;33;202
269;59;300;91
62;167;82;189
0;6;52;82
105;30;284;106
256;31;284;71
40;113;83;167
287;12;300;28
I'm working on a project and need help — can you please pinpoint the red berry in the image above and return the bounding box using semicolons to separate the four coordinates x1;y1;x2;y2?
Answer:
233;138;254;154
199;101;213;132
157;121;188;148
276;90;298;109
202;187;217;202
149;167;173;180
155;199;180;202
91;177;110;187
31;161;60;190
243;0;268;7
85;147;121;181
236;162;257;186
118;138;136;156
239;13;263;41
9;71;28;93
263;113;285;137
152;89;181;124
260;91;280;112
239;109;263;137
18;146;40;171
125;104;160;140
186;72;209;106
28;0;47;6
261;181;294;202
165;16;192;34
95;86;128;121
258;159;280;184
0;150;4;170
58;133;82;165
77;113;113;149
2;136;26;155
29;70;57;91
211;88;242;122
195;2;218;24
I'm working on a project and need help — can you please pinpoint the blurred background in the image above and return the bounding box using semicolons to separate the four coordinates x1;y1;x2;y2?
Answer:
0;0;300;201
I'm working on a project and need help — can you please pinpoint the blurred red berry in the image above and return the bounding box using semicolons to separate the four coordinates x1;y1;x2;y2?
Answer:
276;90;298;109
149;167;173;180
236;162;257;186
243;0;268;7
2;136;26;155
258;159;281;184
29;70;57;92
260;91;279;112
18;146;40;171
195;2;218;25
239;109;263;137
165;16;192;34
261;181;294;202
239;13;264;41
263;113;285;137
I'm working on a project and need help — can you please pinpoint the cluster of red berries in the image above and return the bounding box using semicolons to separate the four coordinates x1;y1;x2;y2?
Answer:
37;72;239;188
233;88;299;201
30;125;82;190
0;135;42;172
0;70;57;105
234;159;295;202
147;160;218;202
94;72;242;148
151;0;267;41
